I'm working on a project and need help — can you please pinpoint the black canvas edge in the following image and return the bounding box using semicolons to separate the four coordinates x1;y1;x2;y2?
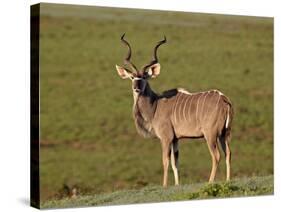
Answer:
30;3;40;209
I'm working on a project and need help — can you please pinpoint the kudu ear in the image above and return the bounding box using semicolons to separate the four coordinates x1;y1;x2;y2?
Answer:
147;63;161;78
116;65;132;79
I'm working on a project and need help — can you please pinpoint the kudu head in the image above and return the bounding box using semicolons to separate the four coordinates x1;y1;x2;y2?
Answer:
116;33;166;95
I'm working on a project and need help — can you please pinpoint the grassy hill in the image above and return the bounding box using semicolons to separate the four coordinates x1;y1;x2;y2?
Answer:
41;175;273;208
38;3;273;205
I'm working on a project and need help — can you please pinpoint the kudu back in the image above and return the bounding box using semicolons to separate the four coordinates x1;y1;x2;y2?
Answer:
116;34;234;186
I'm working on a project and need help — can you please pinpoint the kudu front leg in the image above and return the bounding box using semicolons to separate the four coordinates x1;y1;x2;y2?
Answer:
171;140;179;185
161;141;171;187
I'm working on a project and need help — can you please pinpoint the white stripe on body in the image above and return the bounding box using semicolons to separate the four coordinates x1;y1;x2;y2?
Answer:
212;93;221;117
178;88;193;123
188;95;194;123
176;93;184;122
201;92;209;117
203;91;214;123
182;94;191;123
195;93;204;126
177;95;185;124
173;93;182;124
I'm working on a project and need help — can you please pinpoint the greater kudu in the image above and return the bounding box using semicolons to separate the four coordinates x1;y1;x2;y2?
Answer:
116;34;234;186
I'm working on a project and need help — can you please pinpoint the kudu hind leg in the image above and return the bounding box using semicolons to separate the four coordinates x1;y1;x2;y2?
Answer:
206;135;221;183
171;140;179;185
219;133;231;181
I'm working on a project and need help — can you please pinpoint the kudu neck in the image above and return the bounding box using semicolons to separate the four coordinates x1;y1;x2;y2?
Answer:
133;82;158;118
137;82;158;103
132;82;158;138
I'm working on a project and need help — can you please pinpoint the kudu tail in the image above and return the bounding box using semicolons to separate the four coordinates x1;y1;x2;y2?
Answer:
225;104;234;130
220;95;234;142
221;95;234;131
219;99;233;181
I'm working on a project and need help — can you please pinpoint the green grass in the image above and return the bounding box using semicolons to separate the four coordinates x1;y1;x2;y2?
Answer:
41;175;273;208
38;3;273;205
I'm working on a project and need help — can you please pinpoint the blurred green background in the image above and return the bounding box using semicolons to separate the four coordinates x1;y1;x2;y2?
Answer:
39;3;273;201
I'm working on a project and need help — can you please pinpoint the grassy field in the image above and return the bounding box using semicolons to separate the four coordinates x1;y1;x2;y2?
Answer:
41;175;273;208
38;3;273;206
